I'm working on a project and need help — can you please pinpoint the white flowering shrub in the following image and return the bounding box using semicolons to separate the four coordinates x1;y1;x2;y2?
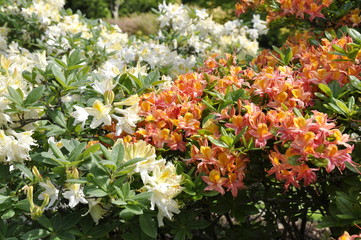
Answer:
154;2;265;60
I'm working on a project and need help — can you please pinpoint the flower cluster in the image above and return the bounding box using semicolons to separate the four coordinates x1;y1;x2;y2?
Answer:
188;138;249;197
0;130;36;163
236;0;333;23
117;140;183;226
156;2;262;59
136;73;206;151
72;94;141;136
269;0;333;22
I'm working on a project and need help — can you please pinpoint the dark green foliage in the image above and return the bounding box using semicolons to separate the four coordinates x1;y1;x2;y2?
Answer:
65;0;177;19
181;0;236;11
65;0;111;18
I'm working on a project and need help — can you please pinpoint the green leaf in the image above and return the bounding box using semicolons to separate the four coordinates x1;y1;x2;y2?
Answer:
314;92;328;101
144;70;160;86
112;199;127;205
272;46;283;55
14;163;33;181
187;220;211;229
328;80;342;97
123;205;143;215
68;142;86;162
345;162;361;174
118;158;146;170
23;86;45;106
100;160;117;171
54;59;67;68
335;197;358;217
14;199;30;211
220;135;233;147
100;144;113;162
333;98;350;115
127;73;143;89
174;229;186;240
318;83;332;97
349;75;361;90
293;108;303;118
324;31;334;41
56;232;75;240
37;215;53;231
66;178;88;184
49;142;65;160
1;209;14;220
287;155;302;166
86;224;114;238
201;99;216;111
207;136;228;148
48;109;67;128
309;39;320;46
99;136;114;146
332;44;346;53
284;48;293;65
139;214;157;238
317;216;339;228
6;86;23;105
328;51;348;57
311;158;329;168
84;187;108;197
336;214;355;219
131;192;152;203
112;142;124;165
81;143;100;159
347;28;361;43
67;49;82;66
51;64;67;87
88;174;108;191
44;125;66;137
57;212;81;231
327;102;343;115
21;229;51;240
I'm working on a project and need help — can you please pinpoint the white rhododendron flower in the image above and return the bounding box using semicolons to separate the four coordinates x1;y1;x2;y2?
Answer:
0;130;36;164
120;139;157;177
113;104;141;135
0;97;11;124
115;140;183;226
21;0;64;24
86;100;112;129
38;179;59;209
63;184;87;208
115;94;139;106
71;105;89;128
92;78;115;95
143;161;183;226
195;9;208;20
252;14;268;36
83;198;109;225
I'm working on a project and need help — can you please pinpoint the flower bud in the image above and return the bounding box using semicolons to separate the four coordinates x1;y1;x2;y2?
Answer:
66;167;79;180
104;90;115;105
32;166;43;182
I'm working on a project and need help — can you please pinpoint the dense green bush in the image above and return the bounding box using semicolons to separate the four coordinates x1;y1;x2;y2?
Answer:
65;0;178;19
65;0;111;18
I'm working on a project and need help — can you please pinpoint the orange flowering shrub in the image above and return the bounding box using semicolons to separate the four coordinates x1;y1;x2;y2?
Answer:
236;0;333;22
133;30;360;198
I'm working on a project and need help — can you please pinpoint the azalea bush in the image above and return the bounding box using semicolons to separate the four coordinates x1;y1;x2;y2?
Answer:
0;0;360;239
